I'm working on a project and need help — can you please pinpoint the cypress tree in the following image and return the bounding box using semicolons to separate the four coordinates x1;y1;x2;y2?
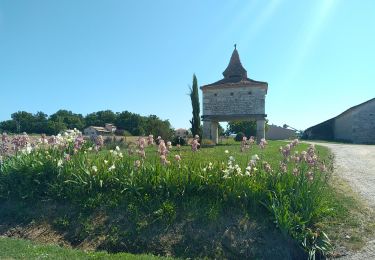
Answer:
189;74;201;137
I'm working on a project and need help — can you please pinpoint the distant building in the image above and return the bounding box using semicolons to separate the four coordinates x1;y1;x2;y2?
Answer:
266;124;296;140
303;98;375;144
175;128;189;138
105;123;116;133
84;123;116;137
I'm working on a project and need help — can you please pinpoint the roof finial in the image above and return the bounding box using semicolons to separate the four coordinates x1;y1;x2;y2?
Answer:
234;43;237;49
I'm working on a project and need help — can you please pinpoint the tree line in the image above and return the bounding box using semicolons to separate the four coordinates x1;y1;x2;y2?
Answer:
0;109;174;139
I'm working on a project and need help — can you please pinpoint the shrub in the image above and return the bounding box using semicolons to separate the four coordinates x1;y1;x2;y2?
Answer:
171;136;186;146
234;132;245;142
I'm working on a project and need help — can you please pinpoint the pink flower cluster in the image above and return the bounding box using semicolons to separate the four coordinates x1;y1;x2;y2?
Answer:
74;134;85;152
158;139;168;156
240;136;255;152
259;138;268;149
191;135;200;152
290;144;317;166
0;133;9;155
279;139;300;159
158;138;170;165
11;133;30;152
288;144;326;181
137;137;146;159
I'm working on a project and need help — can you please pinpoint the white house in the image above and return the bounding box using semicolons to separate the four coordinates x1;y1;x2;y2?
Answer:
84;124;116;137
175;128;189;138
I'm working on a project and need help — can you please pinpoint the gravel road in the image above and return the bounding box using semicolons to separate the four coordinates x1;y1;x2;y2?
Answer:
308;142;375;259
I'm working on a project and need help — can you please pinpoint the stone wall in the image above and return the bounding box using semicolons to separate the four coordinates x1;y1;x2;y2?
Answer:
304;98;375;144
334;110;353;142
266;125;296;140
202;85;266;116
351;100;375;144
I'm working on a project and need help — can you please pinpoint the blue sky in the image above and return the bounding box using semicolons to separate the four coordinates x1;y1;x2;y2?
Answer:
0;0;374;130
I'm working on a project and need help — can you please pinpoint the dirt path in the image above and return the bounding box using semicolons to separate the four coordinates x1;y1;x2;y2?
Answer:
308;142;375;259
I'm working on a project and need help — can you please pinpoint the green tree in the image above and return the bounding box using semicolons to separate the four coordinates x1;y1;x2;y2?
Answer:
85;112;100;127
144;115;174;140
227;120;269;138
0;120;17;133
227;121;256;137
46;120;67;135
32;111;48;133
11;111;35;133
218;124;225;136
189;74;201;137
50;110;85;130
85;110;116;128
115;111;145;136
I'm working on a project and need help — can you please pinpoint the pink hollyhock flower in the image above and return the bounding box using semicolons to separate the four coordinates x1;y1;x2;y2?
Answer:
191;139;200;152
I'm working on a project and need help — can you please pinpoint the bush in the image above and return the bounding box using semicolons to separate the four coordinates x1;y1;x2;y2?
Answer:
234;132;245;142
171;136;186;146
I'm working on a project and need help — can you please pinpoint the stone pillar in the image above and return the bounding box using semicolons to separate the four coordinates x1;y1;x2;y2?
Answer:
210;121;219;144
256;119;265;143
202;121;211;140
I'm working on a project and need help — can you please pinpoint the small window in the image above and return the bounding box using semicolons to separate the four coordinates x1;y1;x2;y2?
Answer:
248;91;252;95
214;93;217;96
230;92;234;96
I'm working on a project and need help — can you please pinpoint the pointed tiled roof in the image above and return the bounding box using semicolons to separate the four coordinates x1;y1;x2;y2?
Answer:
222;46;248;79
200;46;268;92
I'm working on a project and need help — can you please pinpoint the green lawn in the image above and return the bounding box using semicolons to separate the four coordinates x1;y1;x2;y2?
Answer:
0;237;169;260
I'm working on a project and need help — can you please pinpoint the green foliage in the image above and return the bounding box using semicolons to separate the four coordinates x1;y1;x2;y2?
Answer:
0;109;174;138
143;115;174;140
115;111;145;135
0;120;17;133
86;110;117;128
189;74;201;137
0;237;168;259
46;119;67;135
50;110;85;131
227;121;256;137
227;120;269;138
171;135;186;146
218;124;225;136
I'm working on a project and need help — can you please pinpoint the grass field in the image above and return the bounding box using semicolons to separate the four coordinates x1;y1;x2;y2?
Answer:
0;237;168;260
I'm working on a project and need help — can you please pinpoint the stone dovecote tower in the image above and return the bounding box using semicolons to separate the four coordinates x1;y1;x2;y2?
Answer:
200;46;268;144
